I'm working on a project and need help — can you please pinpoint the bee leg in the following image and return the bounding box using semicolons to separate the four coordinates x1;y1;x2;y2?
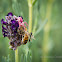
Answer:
31;32;32;35
30;32;32;38
29;39;30;42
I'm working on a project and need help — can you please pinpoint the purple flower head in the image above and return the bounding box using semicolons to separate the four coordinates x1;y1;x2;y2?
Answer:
1;19;8;25
1;12;30;50
1;13;19;50
2;30;8;37
11;19;16;24
11;19;19;32
2;26;8;37
2;25;7;30
11;19;19;27
7;12;13;16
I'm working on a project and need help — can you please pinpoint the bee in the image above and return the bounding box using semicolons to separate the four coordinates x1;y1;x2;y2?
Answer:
22;32;34;44
17;26;25;35
22;33;29;44
17;26;34;45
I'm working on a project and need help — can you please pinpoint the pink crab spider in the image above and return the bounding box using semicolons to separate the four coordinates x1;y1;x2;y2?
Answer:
18;16;28;29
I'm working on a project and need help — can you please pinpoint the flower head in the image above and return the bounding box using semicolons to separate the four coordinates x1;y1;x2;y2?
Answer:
1;12;33;50
7;12;13;16
1;12;34;50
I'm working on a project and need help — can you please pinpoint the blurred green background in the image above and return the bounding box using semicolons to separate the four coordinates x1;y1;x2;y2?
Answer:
0;0;62;62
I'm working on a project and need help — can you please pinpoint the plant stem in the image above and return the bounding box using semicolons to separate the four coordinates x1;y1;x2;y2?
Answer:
28;0;33;33
42;0;53;62
15;48;18;62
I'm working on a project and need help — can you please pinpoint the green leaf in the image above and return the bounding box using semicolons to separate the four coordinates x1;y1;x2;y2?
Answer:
21;54;23;62
27;51;30;62
32;0;37;6
12;2;23;16
2;56;5;62
24;55;26;62
7;54;10;62
2;56;7;62
34;19;48;36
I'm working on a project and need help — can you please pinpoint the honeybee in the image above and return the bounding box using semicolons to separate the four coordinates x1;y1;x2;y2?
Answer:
22;31;34;44
17;26;25;35
17;26;34;44
22;33;29;44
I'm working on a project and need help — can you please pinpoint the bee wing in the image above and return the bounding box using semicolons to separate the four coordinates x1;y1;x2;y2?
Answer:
31;35;35;40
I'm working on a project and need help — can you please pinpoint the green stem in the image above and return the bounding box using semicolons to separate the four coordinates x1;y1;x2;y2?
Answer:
15;48;18;62
28;0;33;33
42;0;53;62
32;18;37;35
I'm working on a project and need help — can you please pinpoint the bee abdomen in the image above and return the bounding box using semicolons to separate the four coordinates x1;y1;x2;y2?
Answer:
23;34;28;44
